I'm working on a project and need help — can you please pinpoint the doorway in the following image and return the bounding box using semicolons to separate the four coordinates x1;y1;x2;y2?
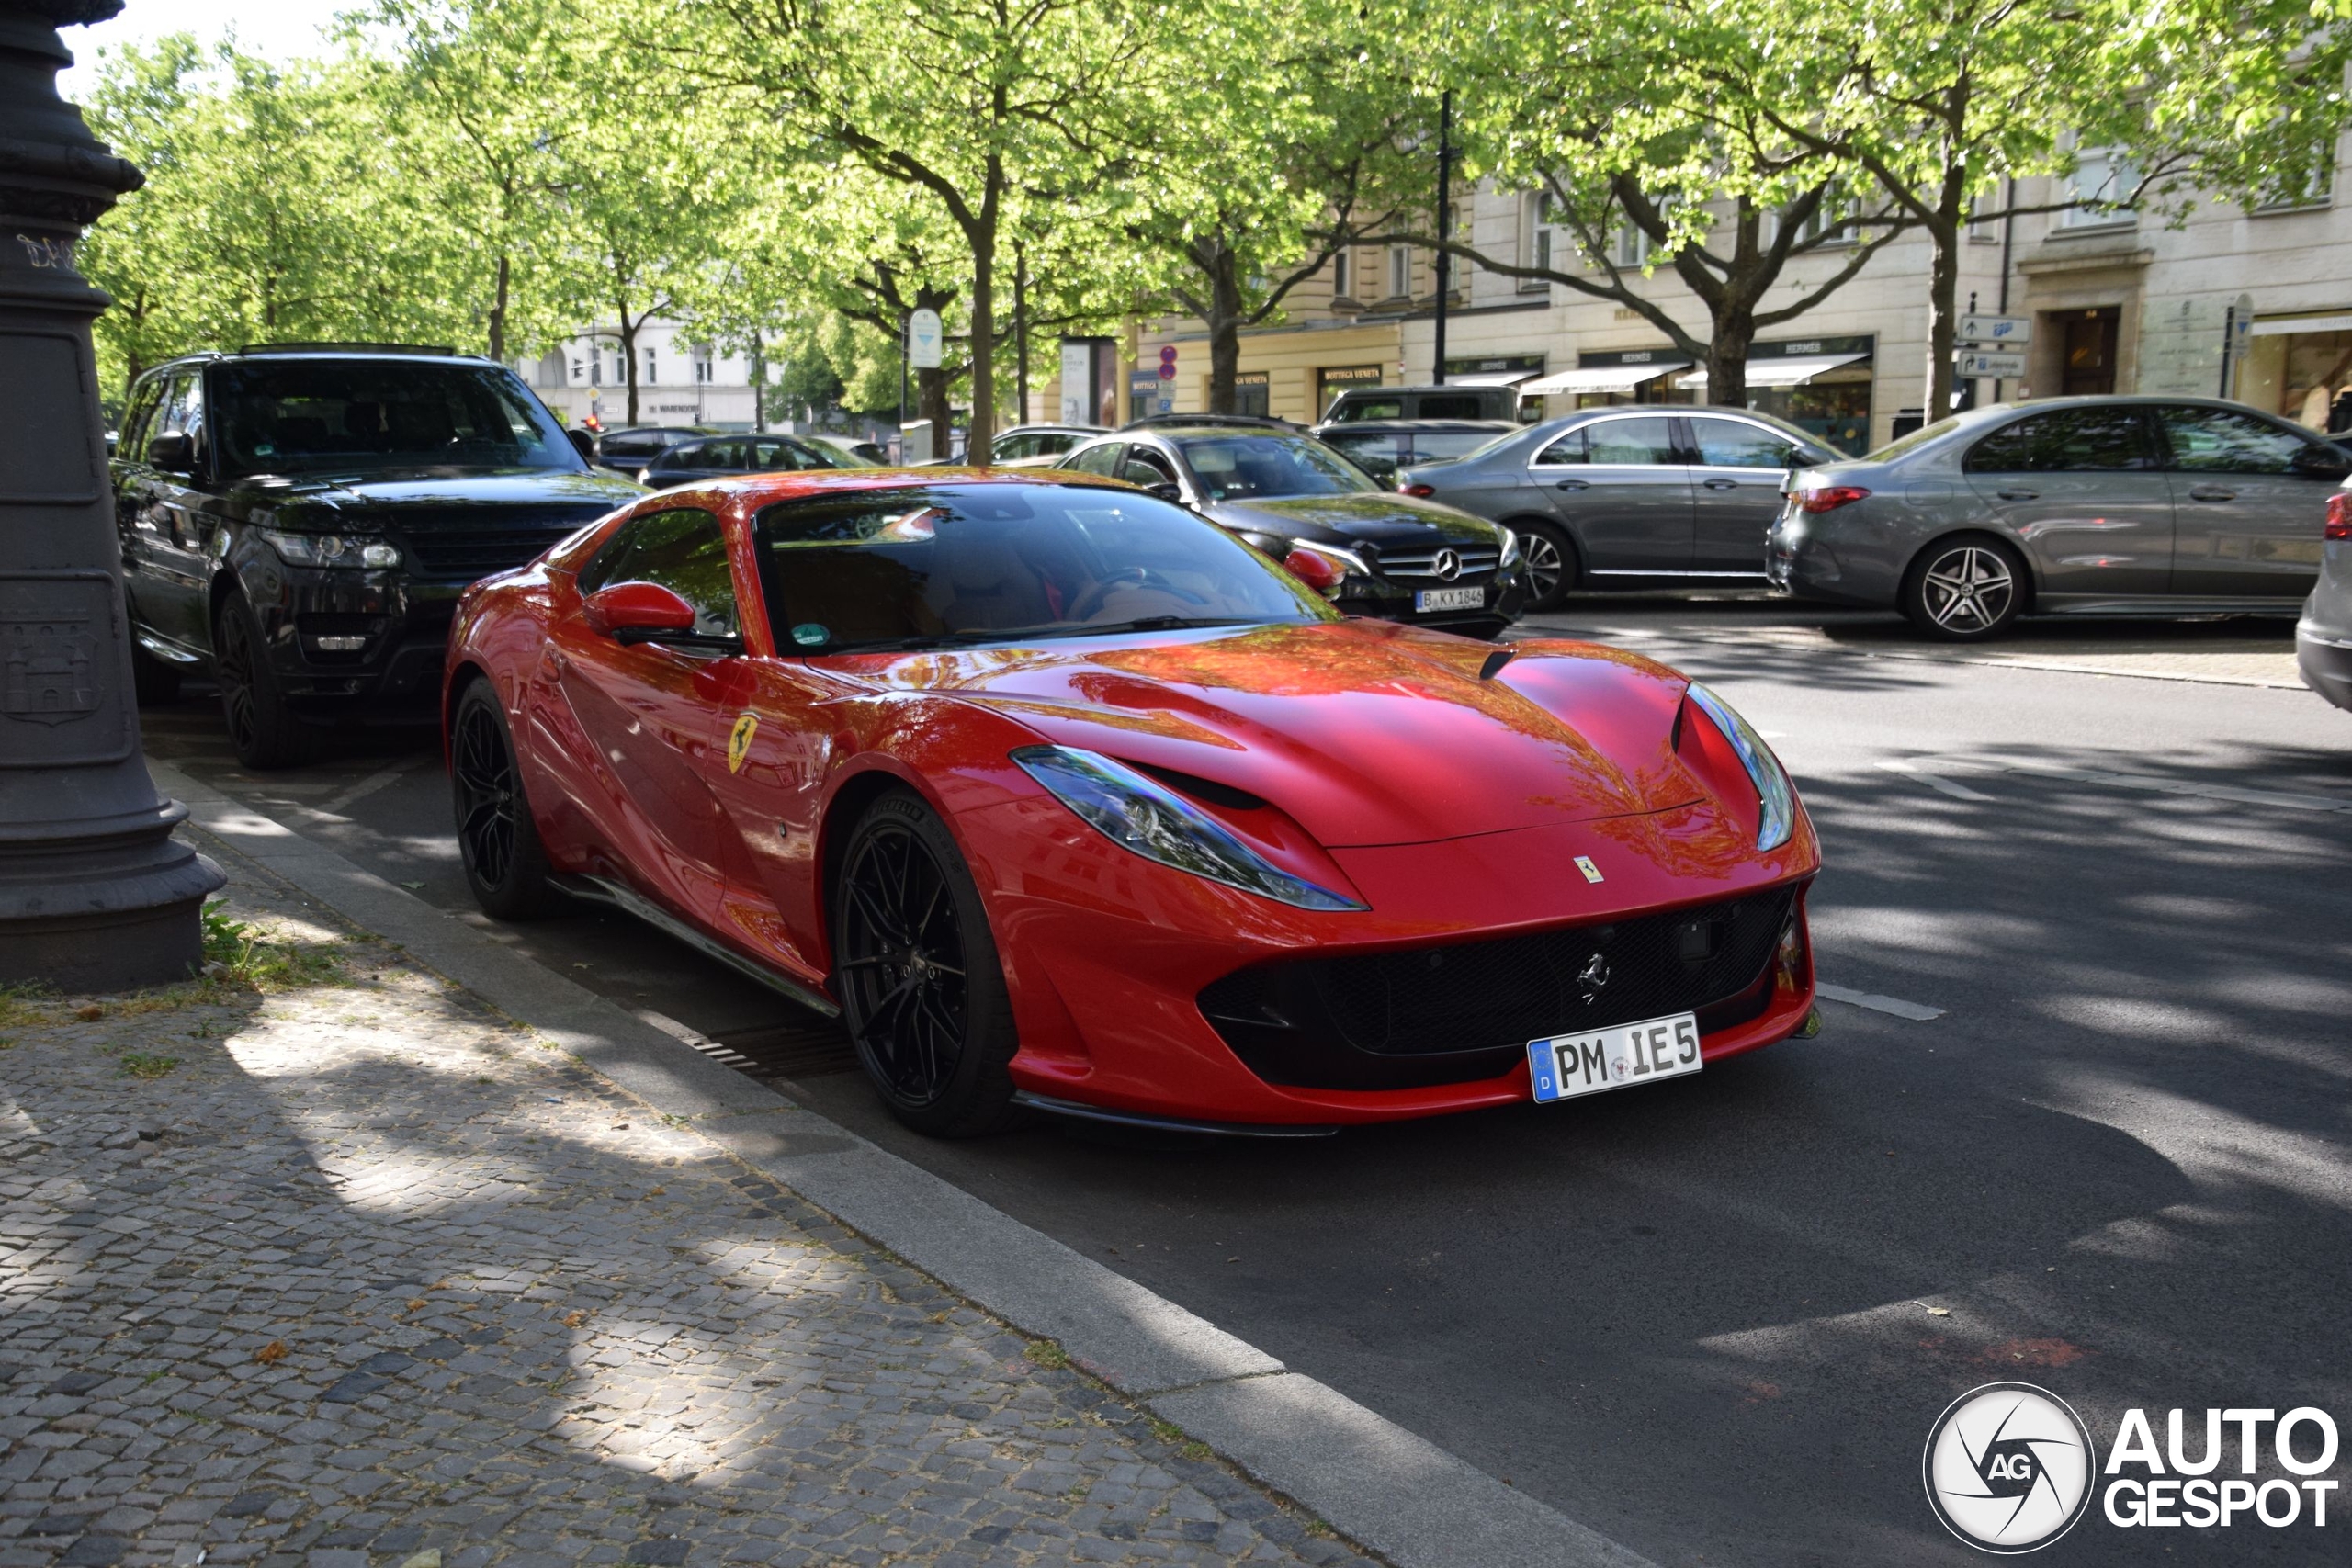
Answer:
2060;308;2121;396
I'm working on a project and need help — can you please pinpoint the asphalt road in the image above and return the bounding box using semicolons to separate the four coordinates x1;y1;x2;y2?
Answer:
138;599;2352;1566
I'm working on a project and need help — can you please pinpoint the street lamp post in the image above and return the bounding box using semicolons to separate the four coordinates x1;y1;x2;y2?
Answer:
0;0;223;991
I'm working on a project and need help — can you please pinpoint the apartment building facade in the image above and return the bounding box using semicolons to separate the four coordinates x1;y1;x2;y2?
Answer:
518;320;761;430
1128;139;2352;457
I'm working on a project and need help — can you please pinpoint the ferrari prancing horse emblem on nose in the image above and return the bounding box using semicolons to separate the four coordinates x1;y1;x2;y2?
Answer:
728;713;758;774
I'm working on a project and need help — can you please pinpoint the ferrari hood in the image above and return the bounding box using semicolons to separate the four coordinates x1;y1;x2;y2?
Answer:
862;621;1699;848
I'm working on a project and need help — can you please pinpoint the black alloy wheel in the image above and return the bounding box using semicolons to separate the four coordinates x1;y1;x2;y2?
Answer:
214;589;314;769
450;682;560;919
834;790;1019;1137
1516;520;1577;611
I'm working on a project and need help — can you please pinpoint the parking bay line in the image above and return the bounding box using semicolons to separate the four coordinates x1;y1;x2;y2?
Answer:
1816;983;1945;1021
1874;759;1995;802
1955;755;2352;816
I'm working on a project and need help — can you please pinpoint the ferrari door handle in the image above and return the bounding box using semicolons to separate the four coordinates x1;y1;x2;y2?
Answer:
1702;479;1739;490
1555;479;1589;491
2188;486;2236;502
1996;488;2039;501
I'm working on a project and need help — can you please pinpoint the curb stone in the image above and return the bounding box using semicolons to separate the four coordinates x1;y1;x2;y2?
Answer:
147;756;1658;1568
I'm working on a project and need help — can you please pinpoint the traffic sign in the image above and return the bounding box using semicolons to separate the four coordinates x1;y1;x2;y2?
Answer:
908;309;943;369
1956;350;2028;378
1159;344;1178;365
1958;313;2031;345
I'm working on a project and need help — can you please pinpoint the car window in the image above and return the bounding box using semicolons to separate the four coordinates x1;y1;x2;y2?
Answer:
651;441;702;470
993;434;1038;461
1688;416;1798;468
1411;431;1510;464
1330;397;1404;423
121;377;164;458
1585;417;1679;467
1533;428;1587;466
753;483;1333;651
210;359;572;478
1416;395;1486;421
577;507;738;637
1035;433;1080;456
746;437;809;471
1170;434;1378;500
1963;408;2154;472
1120;446;1177;487
1061;441;1125;477
789;436;857;470
2155;406;2312;475
1323;432;1409;482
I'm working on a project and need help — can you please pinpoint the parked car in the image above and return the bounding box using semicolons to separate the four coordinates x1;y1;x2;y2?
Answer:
2299;479;2352;712
444;469;1819;1136
804;434;889;466
1322;384;1527;424
639;433;866;487
988;423;1107;467
1058;420;1528;638
1396;407;1838;610
1769;396;2352;639
112;344;644;766
1317;419;1516;486
590;425;714;474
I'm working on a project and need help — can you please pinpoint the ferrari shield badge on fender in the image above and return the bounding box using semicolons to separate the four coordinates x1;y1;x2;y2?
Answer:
1575;855;1604;884
728;713;759;774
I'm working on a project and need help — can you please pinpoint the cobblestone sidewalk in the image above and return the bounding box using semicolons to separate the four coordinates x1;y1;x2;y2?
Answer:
0;836;1377;1568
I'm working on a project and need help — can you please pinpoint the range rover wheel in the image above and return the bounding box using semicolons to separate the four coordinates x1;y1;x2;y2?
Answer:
1902;536;2026;641
834;788;1021;1138
451;681;561;919
1516;519;1579;611
214;588;316;769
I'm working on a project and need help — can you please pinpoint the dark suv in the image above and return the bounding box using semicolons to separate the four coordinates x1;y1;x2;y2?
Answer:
113;345;643;765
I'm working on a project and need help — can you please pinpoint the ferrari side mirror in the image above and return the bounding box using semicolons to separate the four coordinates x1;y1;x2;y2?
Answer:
582;581;697;644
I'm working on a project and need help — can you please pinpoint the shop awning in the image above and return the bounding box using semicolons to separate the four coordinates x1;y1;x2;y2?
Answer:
1742;351;1872;387
1521;360;1692;395
1444;369;1544;387
2252;313;2352;336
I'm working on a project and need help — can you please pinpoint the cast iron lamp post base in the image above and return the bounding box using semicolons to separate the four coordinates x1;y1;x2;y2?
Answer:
0;0;222;992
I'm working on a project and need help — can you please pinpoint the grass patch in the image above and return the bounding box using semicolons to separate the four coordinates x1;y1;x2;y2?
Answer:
1023;1338;1071;1371
202;900;348;991
117;1053;180;1080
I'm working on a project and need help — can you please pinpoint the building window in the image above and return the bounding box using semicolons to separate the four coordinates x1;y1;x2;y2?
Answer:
2062;147;2139;228
2253;145;2336;213
1387;243;1411;299
1330;248;1351;299
643;347;657;384
1518;193;1551;291
1613;223;1651;268
1783;200;1852;249
694;347;715;384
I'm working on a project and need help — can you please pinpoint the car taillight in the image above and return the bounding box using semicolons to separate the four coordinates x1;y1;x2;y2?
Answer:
1282;547;1344;592
1401;482;1435;498
1794;485;1871;513
2327;492;2351;541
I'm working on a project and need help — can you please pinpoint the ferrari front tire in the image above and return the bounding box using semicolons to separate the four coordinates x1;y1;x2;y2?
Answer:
834;788;1021;1138
450;680;561;920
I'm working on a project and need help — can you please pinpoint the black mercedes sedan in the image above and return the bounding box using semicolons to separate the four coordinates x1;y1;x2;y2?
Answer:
1055;417;1527;638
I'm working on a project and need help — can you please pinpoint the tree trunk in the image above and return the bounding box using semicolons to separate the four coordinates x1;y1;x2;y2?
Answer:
1013;245;1028;424
1921;213;1962;422
967;217;997;456
749;341;765;432
488;252;510;363
916;365;950;450
1702;309;1752;407
616;306;640;427
1206;243;1242;414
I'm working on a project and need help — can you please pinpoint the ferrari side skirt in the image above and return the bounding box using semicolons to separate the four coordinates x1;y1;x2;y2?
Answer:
1010;1091;1340;1139
554;874;842;1020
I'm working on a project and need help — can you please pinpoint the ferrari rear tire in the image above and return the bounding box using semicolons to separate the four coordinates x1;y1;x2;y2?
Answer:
1515;519;1578;611
450;680;562;920
834;788;1021;1138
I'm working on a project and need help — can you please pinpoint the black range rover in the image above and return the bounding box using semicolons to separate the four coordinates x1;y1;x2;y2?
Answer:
113;345;643;766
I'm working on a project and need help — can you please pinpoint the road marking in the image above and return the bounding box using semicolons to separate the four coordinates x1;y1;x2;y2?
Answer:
318;759;428;816
1963;755;2352;815
1817;983;1945;1021
1875;759;1995;802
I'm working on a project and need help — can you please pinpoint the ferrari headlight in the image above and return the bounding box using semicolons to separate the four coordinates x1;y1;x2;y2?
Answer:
1683;682;1795;852
1497;527;1521;569
1012;745;1364;911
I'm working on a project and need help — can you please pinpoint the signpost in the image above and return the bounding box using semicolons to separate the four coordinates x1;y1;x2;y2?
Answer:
1958;313;2032;346
907;309;944;370
1956;350;2029;379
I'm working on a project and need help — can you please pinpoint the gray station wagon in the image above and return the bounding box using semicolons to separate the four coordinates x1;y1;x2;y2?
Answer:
1768;396;2352;639
1396;407;1838;608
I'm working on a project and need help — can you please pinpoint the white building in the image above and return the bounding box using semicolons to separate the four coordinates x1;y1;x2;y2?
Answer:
518;320;761;431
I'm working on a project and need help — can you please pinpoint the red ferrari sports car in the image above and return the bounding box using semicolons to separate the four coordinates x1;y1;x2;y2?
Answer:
444;468;1819;1136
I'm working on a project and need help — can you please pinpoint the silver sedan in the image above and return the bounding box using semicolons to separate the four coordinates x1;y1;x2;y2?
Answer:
1768;395;2352;639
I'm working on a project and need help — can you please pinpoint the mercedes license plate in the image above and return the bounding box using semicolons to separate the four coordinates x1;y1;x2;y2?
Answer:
1415;586;1486;613
1528;1011;1702;1103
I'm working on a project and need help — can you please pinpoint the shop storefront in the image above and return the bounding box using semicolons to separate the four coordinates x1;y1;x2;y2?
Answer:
1744;335;1875;456
1522;347;1692;408
2241;311;2352;432
1233;370;1270;418
1442;353;1547;420
1317;364;1386;417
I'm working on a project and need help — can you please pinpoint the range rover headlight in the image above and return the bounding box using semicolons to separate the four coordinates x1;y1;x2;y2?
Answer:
1012;745;1364;911
1683;682;1795;852
259;530;401;570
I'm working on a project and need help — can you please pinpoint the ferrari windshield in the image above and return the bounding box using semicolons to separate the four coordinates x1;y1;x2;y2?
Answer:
1170;434;1381;502
753;483;1337;652
211;359;578;479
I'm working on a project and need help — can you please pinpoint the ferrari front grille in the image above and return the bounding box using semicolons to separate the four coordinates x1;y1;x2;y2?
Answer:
1197;884;1798;1090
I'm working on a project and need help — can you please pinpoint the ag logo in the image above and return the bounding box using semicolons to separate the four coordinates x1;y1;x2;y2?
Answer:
727;712;759;774
1924;1382;2097;1553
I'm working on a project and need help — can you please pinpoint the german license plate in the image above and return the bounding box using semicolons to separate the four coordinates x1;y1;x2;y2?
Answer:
1415;585;1486;612
1527;1011;1702;1103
